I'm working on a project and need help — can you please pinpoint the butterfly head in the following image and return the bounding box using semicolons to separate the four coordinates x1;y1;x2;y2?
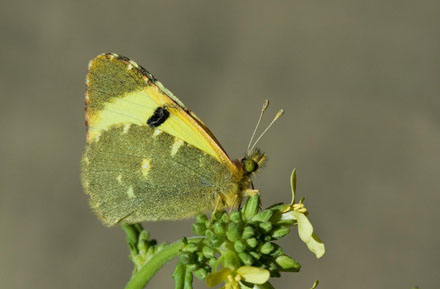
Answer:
241;148;266;176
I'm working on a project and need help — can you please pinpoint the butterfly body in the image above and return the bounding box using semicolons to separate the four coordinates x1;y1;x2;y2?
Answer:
81;53;264;226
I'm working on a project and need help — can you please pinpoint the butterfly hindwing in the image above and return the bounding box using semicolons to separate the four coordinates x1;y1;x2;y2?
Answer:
82;123;238;225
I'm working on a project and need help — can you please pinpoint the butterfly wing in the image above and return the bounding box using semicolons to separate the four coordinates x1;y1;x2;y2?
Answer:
82;123;239;225
85;53;237;174
82;53;241;225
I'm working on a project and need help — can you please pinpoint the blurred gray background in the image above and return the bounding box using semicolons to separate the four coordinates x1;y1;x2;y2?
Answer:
1;0;439;288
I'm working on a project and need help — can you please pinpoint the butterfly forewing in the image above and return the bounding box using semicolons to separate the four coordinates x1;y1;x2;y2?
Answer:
85;53;236;173
82;53;242;225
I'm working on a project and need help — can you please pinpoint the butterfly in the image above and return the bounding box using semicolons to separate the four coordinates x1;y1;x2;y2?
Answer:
81;53;282;226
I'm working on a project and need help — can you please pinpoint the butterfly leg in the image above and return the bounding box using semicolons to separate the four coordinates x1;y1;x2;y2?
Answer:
209;196;223;227
223;193;240;224
228;193;240;215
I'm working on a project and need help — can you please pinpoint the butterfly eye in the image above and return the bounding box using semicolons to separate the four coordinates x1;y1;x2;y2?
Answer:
243;158;259;174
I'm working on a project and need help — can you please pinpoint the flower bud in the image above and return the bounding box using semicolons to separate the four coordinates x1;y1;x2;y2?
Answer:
226;222;242;242
212;221;226;236
269;244;283;257
214;211;224;220
249;251;262;260
242;226;255;239
243;195;259;220
186;263;198;272
208;258;217;268
182;242;198;253
238;252;253;265
230;211;242;223
259;221;272;233
196;214;208;224
275;255;301;272
202;246;215;259
251;210;273;223
179;252;195;265
272;226;290;239
260;242;274;255
194;267;207;280
246;237;257;248
234;240;246;253
192;223;206;235
196;251;205;263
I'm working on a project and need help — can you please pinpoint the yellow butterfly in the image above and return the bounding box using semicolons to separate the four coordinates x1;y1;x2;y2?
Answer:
81;53;281;226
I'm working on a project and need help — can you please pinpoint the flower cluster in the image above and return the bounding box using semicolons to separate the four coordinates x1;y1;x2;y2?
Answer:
172;169;324;289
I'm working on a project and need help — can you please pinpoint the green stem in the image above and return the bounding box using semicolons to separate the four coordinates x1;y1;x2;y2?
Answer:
124;237;204;289
124;240;183;289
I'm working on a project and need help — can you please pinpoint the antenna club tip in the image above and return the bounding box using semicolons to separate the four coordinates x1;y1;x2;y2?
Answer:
262;99;270;111
275;109;285;119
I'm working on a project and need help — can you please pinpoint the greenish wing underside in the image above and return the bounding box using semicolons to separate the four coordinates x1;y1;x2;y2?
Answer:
87;54;149;113
85;53;235;170
82;124;237;226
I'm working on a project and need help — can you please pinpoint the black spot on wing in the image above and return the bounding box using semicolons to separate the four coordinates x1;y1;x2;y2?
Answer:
147;106;170;127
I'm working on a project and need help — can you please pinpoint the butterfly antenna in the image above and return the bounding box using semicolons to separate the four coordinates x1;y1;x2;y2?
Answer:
247;99;270;151
249;109;284;152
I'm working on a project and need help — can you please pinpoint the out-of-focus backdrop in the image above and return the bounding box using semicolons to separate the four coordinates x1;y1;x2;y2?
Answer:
1;1;439;288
